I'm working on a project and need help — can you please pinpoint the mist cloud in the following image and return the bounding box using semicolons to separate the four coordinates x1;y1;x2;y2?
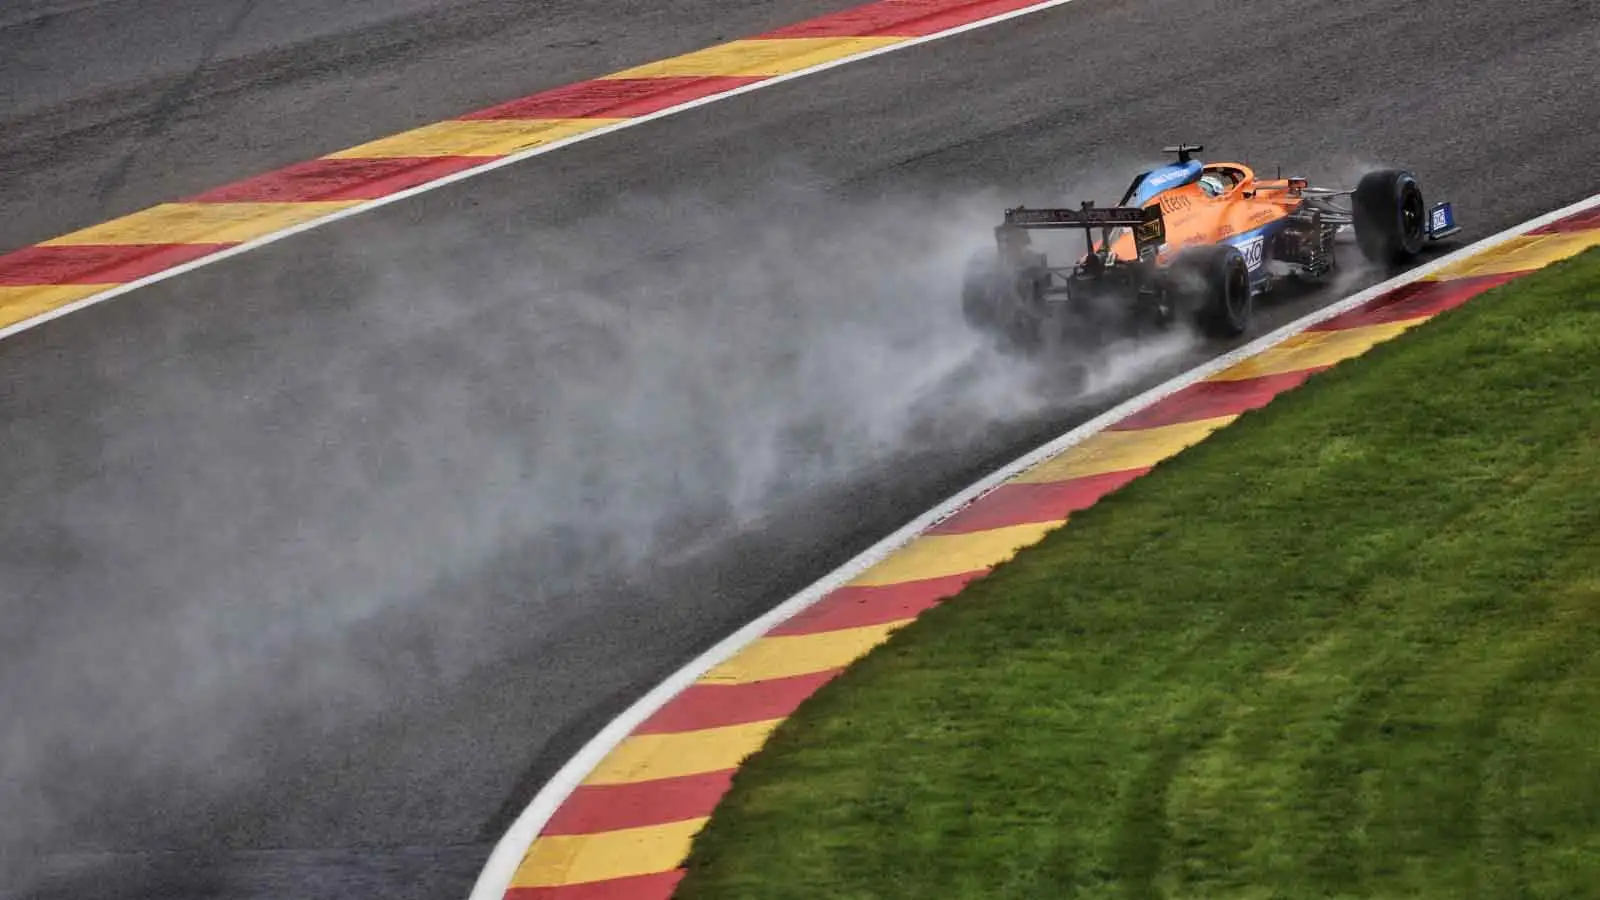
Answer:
0;170;1197;890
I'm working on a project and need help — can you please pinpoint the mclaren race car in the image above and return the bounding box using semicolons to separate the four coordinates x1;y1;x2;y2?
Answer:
961;144;1460;349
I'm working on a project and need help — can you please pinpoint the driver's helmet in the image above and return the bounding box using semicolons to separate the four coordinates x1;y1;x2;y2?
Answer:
1198;171;1230;197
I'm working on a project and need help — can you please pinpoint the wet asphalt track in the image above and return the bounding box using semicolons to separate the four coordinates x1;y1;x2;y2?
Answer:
0;0;862;253
3;0;1598;898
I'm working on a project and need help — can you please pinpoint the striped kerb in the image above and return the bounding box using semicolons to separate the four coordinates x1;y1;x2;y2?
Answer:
501;207;1600;898
0;0;1069;333
2;0;1596;892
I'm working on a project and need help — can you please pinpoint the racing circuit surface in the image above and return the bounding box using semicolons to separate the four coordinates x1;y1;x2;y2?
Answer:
0;0;865;253
3;1;1597;898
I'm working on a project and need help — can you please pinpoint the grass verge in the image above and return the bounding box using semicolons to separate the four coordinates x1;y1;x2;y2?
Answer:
676;249;1600;900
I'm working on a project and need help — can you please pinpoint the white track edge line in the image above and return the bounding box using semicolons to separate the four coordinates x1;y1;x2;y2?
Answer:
465;192;1600;900
0;0;1084;343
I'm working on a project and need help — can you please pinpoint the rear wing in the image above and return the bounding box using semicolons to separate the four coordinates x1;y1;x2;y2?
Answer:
1004;205;1149;228
998;202;1166;262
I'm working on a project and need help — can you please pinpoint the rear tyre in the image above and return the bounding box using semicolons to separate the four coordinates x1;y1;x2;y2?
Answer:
1169;244;1252;339
1353;169;1427;264
961;249;1049;352
960;251;1006;330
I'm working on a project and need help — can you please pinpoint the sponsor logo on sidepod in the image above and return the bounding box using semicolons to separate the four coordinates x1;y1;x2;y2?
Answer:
1238;234;1265;270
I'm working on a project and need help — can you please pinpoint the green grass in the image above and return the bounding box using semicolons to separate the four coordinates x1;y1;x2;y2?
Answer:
676;248;1600;900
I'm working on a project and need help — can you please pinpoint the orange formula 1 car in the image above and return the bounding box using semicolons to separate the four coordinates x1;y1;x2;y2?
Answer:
961;144;1460;348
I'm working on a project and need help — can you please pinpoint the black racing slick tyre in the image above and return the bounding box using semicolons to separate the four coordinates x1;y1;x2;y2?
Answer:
1169;244;1252;339
961;249;1049;352
1353;169;1427;265
961;251;1007;330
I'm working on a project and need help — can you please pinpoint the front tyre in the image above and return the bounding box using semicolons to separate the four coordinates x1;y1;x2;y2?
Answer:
1353;169;1427;264
1169;244;1252;339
